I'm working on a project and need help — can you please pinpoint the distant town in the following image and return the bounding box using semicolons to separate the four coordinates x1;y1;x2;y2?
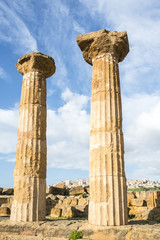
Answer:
51;178;160;190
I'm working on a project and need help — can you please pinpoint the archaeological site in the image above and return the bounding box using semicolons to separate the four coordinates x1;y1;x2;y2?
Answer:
0;29;160;240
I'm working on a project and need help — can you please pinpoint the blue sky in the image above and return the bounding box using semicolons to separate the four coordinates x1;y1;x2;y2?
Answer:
0;0;160;187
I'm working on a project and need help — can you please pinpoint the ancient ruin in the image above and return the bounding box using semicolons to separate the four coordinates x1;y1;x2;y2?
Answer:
10;52;56;221
77;29;129;226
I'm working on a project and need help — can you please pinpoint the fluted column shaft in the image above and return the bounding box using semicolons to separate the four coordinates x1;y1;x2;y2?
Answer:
77;29;129;226
89;53;127;225
10;52;55;222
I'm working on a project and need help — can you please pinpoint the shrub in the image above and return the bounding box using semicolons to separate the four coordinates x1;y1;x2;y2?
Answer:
70;230;82;239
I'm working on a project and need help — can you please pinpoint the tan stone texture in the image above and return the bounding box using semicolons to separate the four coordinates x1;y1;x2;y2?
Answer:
0;207;10;215
77;30;129;226
50;208;62;218
0;219;160;240
10;52;55;222
69;186;84;196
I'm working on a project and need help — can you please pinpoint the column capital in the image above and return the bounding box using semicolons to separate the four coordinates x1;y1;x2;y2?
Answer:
16;52;56;78
77;29;129;65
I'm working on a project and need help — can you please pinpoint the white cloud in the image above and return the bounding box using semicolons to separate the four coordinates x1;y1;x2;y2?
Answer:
0;107;19;154
0;67;7;80
47;88;90;170
36;0;91;94
123;93;160;179
0;1;38;54
80;0;160;93
1;89;160;179
0;89;90;170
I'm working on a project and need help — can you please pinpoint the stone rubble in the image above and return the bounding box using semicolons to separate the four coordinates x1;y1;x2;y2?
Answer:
0;182;160;221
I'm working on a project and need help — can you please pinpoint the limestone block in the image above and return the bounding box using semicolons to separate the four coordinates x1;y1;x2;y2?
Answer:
46;198;57;207
56;195;66;201
0;197;9;205
148;208;160;221
134;191;154;207
48;186;66;195
54;200;64;209
129;206;153;220
154;191;160;208
63;198;71;205
2;188;14;195
46;194;57;201
0;207;10;215
62;206;76;218
78;198;88;206
70;198;78;206
127;192;136;206
69;186;84;196
74;205;88;217
0;188;3;195
84;186;90;194
46;198;58;215
54;182;66;189
50;208;62;218
1;203;12;210
130;199;144;207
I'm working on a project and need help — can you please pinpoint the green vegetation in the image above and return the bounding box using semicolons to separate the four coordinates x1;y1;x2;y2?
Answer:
70;230;83;239
128;187;160;192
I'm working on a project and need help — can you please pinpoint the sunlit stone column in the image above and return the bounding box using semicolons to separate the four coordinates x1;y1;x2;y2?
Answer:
77;29;129;226
10;52;56;222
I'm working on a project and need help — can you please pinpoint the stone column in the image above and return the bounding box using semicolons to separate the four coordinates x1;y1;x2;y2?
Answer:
77;29;129;226
10;52;56;222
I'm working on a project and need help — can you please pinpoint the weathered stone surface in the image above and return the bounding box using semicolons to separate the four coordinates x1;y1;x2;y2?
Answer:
130;199;144;207
0;197;9;205
63;198;72;205
2;189;14;196
16;52;56;78
46;198;58;215
84;186;90;194
0;207;10;215
0;188;3;195
48;186;66;196
70;198;78;206
10;52;56;222
77;29;129;65
77;29;129;226
50;208;62;218
69;186;84;196
154;191;160;208
62;206;76;218
78;198;88;206
56;195;66;201
0;218;160;240
54;182;66;189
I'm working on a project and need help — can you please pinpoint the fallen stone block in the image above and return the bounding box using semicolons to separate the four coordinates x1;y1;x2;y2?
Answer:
48;186;66;195
70;198;78;206
0;207;10;215
50;208;62;218
2;188;14;195
130;199;144;207
69;186;84;196
62;206;76;218
78;198;88;206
